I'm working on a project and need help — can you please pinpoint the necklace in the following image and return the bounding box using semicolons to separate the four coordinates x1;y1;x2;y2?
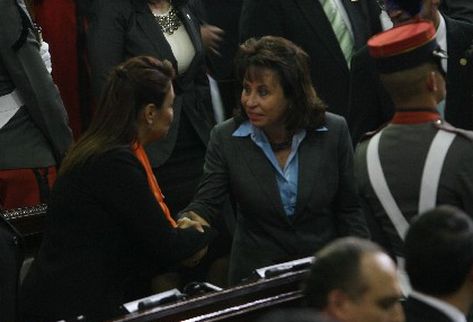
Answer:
269;140;292;151
153;6;181;35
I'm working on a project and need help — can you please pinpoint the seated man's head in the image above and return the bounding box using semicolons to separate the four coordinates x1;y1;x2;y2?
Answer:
304;237;404;322
405;205;473;308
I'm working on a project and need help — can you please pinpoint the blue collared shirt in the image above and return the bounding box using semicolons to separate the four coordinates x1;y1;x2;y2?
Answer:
233;121;328;216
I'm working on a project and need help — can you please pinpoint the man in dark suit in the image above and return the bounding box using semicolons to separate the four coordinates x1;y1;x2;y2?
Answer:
304;237;404;322
404;205;473;322
239;0;382;118
0;0;73;210
348;0;473;144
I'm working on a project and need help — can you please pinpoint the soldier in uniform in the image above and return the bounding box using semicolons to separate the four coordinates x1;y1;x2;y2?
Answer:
354;20;473;260
0;0;72;210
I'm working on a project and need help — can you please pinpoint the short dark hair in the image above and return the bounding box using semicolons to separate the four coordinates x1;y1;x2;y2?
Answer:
405;205;473;296
234;36;326;133
304;237;382;309
60;56;174;174
258;309;337;322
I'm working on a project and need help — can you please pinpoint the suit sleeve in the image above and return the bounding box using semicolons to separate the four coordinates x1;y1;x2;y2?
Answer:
183;125;230;224
239;0;285;43
87;0;128;100
91;150;215;265
334;118;371;238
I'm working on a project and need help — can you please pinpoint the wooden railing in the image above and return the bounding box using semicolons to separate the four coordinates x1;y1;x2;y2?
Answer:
1;203;47;254
110;270;308;322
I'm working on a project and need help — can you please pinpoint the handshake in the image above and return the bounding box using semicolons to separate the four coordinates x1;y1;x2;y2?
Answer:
176;211;211;267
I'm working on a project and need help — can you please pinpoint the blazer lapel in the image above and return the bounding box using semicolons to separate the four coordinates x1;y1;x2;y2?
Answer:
236;137;291;223
175;6;202;83
295;0;347;70
134;1;178;69
294;131;325;215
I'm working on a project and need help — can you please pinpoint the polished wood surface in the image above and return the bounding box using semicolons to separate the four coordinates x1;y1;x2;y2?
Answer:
110;270;308;322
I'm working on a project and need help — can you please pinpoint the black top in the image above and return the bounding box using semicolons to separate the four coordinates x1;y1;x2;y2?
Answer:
20;147;214;321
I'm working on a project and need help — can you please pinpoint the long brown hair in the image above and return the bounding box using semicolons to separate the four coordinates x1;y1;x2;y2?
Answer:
60;56;175;174
234;36;326;133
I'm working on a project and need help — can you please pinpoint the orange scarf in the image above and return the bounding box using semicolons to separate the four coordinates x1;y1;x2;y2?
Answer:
132;142;177;228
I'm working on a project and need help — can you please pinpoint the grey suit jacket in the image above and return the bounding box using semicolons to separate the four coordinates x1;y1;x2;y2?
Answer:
239;0;382;118
185;113;369;284
88;0;214;167
0;0;72;169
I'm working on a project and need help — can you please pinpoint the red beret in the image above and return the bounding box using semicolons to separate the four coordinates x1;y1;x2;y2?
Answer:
368;21;442;73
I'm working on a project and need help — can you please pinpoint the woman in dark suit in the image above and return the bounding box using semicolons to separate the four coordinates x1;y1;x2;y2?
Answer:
20;56;214;322
87;0;214;215
182;36;369;285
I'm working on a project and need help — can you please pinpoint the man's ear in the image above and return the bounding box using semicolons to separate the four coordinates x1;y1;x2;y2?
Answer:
426;71;438;92
325;289;354;322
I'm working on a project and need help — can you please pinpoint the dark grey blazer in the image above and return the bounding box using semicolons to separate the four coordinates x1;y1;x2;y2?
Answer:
185;113;369;284
0;0;72;168
239;0;382;118
87;0;214;167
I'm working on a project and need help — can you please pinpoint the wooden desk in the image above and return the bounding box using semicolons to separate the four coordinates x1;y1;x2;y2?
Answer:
1;203;47;254
110;270;308;322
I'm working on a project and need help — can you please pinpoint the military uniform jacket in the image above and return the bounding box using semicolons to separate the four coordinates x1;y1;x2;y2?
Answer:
354;116;473;257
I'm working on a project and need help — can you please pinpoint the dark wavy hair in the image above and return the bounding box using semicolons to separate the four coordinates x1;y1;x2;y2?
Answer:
405;205;473;296
234;36;326;133
60;56;175;174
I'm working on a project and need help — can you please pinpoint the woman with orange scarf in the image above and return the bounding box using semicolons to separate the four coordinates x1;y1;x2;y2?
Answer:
20;56;214;322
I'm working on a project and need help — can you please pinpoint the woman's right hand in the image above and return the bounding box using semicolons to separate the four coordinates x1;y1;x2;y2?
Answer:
179;211;210;228
176;217;205;233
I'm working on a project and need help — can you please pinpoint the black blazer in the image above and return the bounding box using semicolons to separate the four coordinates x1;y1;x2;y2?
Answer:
185;113;369;284
348;15;473;145
440;0;473;23
20;148;215;321
87;0;214;167
405;296;458;322
239;0;382;118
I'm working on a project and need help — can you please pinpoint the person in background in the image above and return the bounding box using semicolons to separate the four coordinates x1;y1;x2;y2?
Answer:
188;0;243;119
182;36;369;285
87;0;214;216
304;237;404;322
239;0;382;119
20;56;215;322
0;0;73;210
348;0;473;145
404;206;473;322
